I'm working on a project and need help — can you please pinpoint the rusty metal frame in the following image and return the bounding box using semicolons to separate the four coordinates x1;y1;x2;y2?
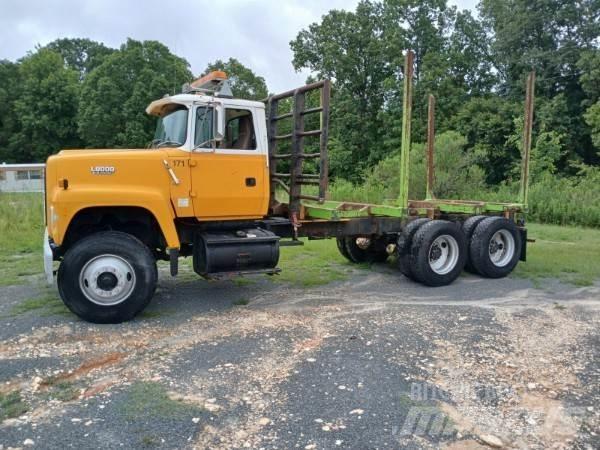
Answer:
266;80;331;217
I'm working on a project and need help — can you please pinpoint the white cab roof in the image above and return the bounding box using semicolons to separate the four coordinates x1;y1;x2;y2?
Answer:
146;93;265;116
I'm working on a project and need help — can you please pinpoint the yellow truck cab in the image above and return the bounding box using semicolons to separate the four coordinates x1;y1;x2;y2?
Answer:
44;72;280;323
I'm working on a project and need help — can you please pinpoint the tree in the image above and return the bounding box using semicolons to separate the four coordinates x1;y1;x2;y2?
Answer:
450;96;520;184
578;49;600;154
204;58;268;100
78;39;192;148
291;1;393;179
10;49;80;162
46;38;114;80
0;60;22;162
480;0;600;165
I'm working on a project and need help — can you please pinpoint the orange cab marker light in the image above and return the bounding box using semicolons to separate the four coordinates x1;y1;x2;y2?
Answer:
190;71;228;89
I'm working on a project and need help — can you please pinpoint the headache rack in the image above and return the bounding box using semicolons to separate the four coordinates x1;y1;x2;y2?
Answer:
266;80;331;217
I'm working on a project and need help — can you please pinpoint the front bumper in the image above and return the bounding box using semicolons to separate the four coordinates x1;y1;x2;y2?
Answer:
43;227;54;285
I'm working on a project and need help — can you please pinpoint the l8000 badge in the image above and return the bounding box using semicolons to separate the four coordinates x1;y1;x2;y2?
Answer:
90;166;115;175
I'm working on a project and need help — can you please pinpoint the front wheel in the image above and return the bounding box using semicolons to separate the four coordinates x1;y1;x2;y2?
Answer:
57;231;158;323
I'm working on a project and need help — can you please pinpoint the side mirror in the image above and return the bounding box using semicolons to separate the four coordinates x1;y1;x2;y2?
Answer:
214;103;225;142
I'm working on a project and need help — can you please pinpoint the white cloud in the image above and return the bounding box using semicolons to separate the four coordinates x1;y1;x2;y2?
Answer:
0;0;477;93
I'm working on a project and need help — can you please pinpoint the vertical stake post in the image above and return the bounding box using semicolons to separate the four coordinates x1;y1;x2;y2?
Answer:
426;94;436;200
319;80;331;202
519;71;535;206
399;50;414;211
267;98;279;212
289;90;305;216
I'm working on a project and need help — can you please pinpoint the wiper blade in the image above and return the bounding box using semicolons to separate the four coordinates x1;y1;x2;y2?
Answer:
155;140;183;148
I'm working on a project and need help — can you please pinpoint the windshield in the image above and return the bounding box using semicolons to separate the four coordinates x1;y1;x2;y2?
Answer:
152;105;188;148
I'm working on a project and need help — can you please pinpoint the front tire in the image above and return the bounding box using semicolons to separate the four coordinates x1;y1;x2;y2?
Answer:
57;231;158;323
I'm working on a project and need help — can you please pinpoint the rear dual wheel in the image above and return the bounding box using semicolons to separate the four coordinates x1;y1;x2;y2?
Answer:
336;236;389;263
396;218;430;280
408;220;467;287
467;217;521;278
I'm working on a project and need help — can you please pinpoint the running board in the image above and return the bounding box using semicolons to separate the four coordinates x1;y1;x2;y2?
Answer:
201;268;281;280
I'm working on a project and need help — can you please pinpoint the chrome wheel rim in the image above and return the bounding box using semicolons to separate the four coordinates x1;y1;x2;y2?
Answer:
79;254;136;306
428;234;459;275
489;229;515;267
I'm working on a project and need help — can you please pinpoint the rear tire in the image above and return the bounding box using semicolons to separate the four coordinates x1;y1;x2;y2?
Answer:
461;215;487;273
343;236;389;263
469;217;521;278
336;237;352;262
396;218;431;280
57;231;157;324
409;220;467;287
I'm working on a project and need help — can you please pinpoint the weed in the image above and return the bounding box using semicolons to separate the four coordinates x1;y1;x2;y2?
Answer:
139;310;164;319
44;381;79;402
120;382;201;420
140;435;160;447
0;391;28;421
233;298;249;306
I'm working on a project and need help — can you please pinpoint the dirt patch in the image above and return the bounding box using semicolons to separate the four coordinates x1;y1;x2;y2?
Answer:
42;352;126;386
430;307;593;449
193;313;330;449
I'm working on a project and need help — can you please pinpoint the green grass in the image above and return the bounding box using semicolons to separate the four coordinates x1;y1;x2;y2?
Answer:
9;290;70;317
232;298;250;306
0;194;597;292
0;193;45;286
275;239;360;287
119;382;201;420
42;380;80;402
0;391;28;421
512;223;600;286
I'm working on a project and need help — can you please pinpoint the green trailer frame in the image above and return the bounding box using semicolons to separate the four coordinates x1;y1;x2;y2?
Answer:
292;50;535;224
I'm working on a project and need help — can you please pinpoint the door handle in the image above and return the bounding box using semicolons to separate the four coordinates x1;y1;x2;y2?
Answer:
245;177;256;187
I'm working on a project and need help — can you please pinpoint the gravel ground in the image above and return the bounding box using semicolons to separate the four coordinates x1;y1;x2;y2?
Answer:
0;264;598;450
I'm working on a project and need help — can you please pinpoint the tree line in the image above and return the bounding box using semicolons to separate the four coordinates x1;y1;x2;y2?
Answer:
0;38;267;163
292;0;599;184
0;0;598;191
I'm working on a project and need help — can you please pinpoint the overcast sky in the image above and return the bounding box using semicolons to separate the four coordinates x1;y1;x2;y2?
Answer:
0;0;477;93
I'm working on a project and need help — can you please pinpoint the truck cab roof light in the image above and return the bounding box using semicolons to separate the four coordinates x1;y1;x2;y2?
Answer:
182;70;234;98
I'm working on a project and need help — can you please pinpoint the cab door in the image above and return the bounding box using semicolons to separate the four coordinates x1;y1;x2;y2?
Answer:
189;104;269;221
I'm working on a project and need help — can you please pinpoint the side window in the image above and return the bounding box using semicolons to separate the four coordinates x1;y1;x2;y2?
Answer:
194;106;214;149
224;109;256;150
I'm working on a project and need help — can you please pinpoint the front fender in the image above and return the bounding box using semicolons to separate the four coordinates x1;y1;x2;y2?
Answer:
49;186;180;249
